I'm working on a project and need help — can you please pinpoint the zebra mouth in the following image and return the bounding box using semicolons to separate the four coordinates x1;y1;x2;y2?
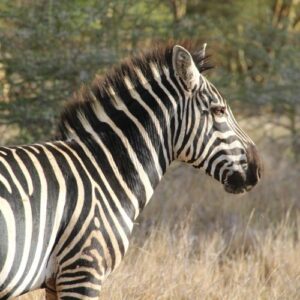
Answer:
224;182;253;194
224;183;246;194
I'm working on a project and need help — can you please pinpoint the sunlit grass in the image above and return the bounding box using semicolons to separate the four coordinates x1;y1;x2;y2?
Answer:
101;220;300;300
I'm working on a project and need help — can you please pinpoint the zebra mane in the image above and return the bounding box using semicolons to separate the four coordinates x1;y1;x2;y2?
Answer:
56;41;212;139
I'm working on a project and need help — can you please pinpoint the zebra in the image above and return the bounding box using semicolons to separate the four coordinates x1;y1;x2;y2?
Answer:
0;42;261;299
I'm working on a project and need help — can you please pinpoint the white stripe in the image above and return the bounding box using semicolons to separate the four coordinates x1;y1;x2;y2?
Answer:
65;123;139;220
57;275;86;283
218;155;246;182
57;265;103;279
203;141;244;172
108;87;162;179
227;108;253;145
162;66;180;142
205;79;223;104
148;63;174;159
29;145;67;289
157;66;178;108
27;145;40;154
94;186;129;258
135;65;173;164
50;142;125;271
61;141;133;232
172;70;189;119
186;98;193;132
174;101;188;155
57;253;105;282
12;147;48;295
13;149;34;195
193;131;239;166
124;76;169;168
4;149;42;296
182;105;201;161
0;173;12;193
59;292;99;299
59;281;101;290
0;156;32;298
58;196;122;275
55;204;99;270
0;197;16;287
106;86;163;179
74;113;153;203
194;115;208;157
91;100;154;205
43;142;85;261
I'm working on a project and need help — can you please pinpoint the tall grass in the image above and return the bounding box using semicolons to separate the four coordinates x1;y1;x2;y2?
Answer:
17;128;300;300
101;220;300;300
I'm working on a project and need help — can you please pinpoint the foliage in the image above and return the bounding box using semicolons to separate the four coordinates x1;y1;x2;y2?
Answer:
0;0;299;158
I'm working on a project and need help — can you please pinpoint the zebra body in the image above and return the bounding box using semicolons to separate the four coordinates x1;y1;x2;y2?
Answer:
0;43;261;299
0;139;135;299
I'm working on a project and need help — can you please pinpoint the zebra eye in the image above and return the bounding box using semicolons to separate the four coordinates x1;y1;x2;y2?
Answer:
211;106;226;117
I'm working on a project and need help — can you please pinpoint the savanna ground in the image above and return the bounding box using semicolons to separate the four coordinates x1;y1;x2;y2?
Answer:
16;121;300;300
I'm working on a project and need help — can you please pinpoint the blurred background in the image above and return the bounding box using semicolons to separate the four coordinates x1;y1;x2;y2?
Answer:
1;0;300;299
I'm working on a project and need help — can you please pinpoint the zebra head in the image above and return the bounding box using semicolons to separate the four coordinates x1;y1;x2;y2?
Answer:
172;44;261;194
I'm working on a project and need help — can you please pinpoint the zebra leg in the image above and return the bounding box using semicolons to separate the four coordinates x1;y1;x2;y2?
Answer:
43;257;104;299
54;256;105;299
55;274;103;299
51;215;110;298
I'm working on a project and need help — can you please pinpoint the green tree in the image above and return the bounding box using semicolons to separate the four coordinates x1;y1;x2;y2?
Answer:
0;0;299;160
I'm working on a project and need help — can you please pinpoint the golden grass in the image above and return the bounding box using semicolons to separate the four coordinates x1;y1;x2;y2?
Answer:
101;221;300;300
16;289;45;300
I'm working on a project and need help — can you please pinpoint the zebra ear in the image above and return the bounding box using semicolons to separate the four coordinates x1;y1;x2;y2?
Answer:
172;45;200;91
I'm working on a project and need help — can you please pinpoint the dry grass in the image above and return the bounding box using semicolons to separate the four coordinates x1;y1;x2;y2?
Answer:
16;127;300;300
15;289;45;300
101;222;300;300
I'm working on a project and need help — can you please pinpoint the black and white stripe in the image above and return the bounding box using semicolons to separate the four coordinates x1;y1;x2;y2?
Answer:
0;42;261;299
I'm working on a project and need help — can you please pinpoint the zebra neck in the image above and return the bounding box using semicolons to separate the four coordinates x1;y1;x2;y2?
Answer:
85;97;174;216
63;106;175;221
70;125;171;222
58;65;184;220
